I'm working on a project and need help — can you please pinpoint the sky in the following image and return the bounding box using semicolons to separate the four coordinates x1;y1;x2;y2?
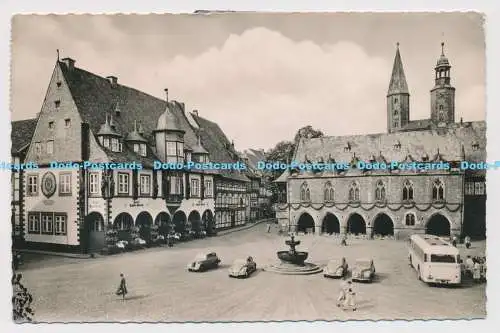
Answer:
10;13;485;151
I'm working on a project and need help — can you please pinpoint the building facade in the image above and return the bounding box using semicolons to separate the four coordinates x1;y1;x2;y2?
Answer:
13;55;254;253
11;119;38;247
275;43;486;240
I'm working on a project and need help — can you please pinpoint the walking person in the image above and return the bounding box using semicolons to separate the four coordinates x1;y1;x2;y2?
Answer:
465;255;474;279
116;273;128;300
336;278;349;307
473;260;481;283
341;234;347;246
267;221;271;233
343;283;357;311
465;235;471;249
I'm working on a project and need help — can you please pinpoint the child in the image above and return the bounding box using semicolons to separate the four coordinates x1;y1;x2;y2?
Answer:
116;273;128;300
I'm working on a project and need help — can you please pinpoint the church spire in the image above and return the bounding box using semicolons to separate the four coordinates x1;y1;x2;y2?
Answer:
387;42;409;96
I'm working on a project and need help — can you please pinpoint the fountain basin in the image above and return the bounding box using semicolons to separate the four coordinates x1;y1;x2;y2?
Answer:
277;251;308;265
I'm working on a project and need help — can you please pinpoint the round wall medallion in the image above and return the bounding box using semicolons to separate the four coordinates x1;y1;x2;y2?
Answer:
41;172;57;198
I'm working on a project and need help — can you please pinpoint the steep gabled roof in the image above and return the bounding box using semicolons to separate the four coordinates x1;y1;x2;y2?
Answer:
191;113;250;182
59;60;211;164
284;121;486;179
59;61;168;147
11;118;38;154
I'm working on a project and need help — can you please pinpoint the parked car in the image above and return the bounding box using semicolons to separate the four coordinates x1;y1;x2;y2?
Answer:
187;252;221;272
115;240;128;251
323;257;348;278
229;257;257;278
352;258;376;282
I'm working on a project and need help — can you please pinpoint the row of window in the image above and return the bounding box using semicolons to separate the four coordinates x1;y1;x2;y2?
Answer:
465;182;486;196
27;172;213;197
300;179;447;203
98;136;123;153
27;212;67;235
48;118;71;131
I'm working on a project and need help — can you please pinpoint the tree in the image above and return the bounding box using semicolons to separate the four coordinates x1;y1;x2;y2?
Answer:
266;141;295;165
12;273;34;322
293;125;324;144
265;125;324;180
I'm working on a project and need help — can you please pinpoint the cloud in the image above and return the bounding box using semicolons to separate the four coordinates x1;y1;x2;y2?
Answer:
11;22;485;151
154;27;391;149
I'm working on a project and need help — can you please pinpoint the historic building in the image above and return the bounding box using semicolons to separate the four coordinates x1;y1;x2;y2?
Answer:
243;149;274;219
191;113;251;229
275;43;486;240
11;118;38;247
14;55;254;253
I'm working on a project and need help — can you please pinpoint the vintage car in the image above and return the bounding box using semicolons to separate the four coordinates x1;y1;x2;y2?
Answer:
228;257;257;278
323;257;348;278
351;258;376;282
187;252;221;272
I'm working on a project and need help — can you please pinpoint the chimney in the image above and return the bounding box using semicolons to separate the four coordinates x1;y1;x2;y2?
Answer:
110;115;116;130
107;76;118;88
164;88;169;102
61;57;75;71
192;109;199;117
138;122;145;135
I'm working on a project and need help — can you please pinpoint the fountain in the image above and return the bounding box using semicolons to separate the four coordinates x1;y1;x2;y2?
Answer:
265;233;322;275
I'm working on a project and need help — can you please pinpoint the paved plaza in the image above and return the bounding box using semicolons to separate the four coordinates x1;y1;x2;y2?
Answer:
17;223;486;322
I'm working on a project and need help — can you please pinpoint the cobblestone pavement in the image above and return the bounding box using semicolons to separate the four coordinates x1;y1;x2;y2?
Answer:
17;224;486;322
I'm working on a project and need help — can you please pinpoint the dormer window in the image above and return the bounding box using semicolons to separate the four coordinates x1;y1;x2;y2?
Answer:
186;152;192;162
393;141;401;150
56;81;62;88
111;138;121;152
49;121;54;130
133;143;146;157
102;137;110;148
65;119;71;128
55;100;61;109
472;142;480;151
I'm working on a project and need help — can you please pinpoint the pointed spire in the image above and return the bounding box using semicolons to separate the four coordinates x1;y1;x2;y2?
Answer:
388;42;409;95
57;49;60;61
441;42;445;56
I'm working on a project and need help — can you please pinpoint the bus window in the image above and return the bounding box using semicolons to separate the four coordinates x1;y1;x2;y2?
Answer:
430;254;456;263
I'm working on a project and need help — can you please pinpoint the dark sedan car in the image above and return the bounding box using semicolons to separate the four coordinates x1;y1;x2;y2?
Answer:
187;252;221;272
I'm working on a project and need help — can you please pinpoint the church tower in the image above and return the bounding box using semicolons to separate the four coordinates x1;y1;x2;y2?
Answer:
387;43;410;133
430;42;456;125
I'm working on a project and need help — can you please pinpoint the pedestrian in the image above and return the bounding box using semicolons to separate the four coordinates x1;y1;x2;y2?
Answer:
116;273;128;300
473;260;481;283
465;255;474;278
341;234;347;246
343;284;357;311
465;235;471;249
481;257;487;282
336;278;349;307
451;235;457;247
267;222;271;233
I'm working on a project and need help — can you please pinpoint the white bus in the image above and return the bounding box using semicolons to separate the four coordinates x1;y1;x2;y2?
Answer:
408;234;461;285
